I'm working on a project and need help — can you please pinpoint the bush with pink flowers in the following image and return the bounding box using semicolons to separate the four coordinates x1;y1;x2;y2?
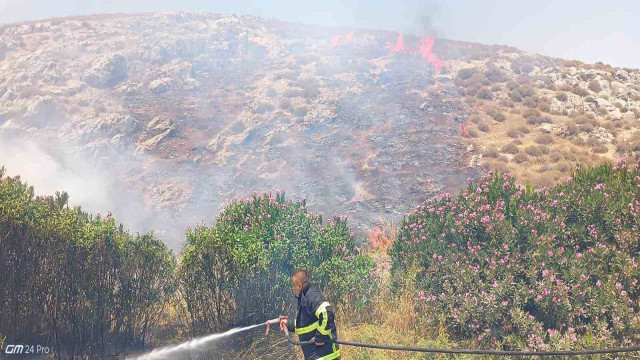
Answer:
391;159;640;351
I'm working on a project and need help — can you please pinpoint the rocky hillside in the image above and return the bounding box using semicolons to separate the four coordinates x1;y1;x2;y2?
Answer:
1;12;638;247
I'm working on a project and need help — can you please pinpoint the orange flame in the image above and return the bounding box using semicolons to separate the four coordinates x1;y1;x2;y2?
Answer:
388;33;406;54
331;31;355;48
416;37;442;74
331;35;341;48
368;226;392;252
388;33;442;74
344;31;354;42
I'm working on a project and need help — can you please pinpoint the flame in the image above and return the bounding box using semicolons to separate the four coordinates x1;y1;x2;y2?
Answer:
330;35;341;48
387;33;442;74
330;31;355;49
344;31;354;43
416;37;442;74
368;226;392;252
387;33;406;54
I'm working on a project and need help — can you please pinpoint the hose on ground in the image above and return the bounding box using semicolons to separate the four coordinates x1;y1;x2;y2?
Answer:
282;327;640;356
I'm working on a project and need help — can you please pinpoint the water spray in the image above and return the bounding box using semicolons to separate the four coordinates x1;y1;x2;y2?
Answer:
130;318;281;360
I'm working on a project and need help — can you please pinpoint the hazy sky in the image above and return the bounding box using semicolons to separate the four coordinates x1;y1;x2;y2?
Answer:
1;0;638;69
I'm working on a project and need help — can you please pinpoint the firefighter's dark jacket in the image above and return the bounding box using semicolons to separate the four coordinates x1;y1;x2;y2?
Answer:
287;283;340;360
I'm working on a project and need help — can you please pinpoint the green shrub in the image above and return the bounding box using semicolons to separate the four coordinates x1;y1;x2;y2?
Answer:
179;191;376;333
390;161;640;350
0;167;175;357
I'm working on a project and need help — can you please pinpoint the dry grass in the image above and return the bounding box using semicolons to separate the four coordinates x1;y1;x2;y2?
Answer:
335;258;480;360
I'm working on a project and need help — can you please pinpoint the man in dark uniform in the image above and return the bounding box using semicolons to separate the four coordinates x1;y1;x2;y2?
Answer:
279;268;340;360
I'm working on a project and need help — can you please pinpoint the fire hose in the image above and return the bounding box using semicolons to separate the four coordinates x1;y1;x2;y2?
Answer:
265;319;640;357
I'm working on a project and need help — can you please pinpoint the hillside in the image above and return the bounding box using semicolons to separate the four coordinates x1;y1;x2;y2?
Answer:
1;12;639;247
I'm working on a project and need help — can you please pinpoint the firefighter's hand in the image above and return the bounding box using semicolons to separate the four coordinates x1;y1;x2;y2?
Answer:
313;338;325;346
278;315;288;331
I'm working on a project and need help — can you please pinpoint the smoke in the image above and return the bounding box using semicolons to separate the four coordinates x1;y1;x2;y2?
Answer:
0;130;187;248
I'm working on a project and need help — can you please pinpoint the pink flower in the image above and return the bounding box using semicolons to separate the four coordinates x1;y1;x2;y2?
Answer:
595;183;605;190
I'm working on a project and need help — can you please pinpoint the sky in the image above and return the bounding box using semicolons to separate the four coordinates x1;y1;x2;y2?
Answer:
0;0;638;68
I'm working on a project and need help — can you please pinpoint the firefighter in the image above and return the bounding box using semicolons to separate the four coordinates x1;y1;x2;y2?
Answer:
279;268;340;360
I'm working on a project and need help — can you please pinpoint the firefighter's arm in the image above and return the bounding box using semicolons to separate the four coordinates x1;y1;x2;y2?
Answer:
314;301;335;344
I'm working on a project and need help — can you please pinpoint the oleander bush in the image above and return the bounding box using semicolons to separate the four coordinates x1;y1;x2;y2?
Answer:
179;191;376;333
390;160;640;352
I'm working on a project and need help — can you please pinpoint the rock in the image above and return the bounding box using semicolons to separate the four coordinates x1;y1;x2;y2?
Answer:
149;77;173;94
137;128;174;152
539;123;565;136
146;116;175;135
622;111;636;122
169;61;193;80
609;109;623;121
583;69;598;80
192;54;212;73
84;139;111;158
24;95;59;127
594;97;611;109
140;34;207;65
83;54;128;88
64;80;88;96
93;113;141;137
117;82;142;96
610;81;628;96
590;127;615;143
615;69;630;81
0;119;20;130
183;78;200;91
597;79;612;96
